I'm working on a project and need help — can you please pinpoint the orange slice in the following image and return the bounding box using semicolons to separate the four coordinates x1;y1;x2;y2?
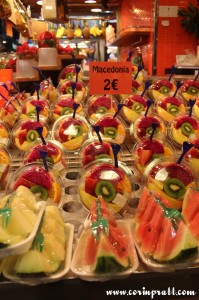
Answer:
48;181;61;204
0;149;10;164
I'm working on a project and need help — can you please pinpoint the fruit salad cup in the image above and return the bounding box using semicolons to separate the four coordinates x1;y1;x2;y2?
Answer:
133;138;174;175
180;80;199;103
0;148;11;187
156;96;186;123
6;162;63;206
12;119;49;152
149;79;176;102
20;97;50;122
57;80;87;103
169;115;199;148
93;115;127;145
184;138;199;174
130;114;166;141
121;94;153;123
58;64;82;82
132;65;145;83
146;156;197;210
0;121;10;149
34;77;58;104
22;140;66;171
79;138;122;167
51;114;91;152
86;94;118;124
0;100;20;129
51;95;84;121
119;79;144;101
78;160;133;213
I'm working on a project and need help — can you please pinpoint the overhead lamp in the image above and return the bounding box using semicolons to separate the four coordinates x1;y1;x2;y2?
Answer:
37;0;43;5
91;8;102;12
84;0;97;3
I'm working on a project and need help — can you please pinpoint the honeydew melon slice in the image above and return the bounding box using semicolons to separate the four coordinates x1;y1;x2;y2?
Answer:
44;233;65;262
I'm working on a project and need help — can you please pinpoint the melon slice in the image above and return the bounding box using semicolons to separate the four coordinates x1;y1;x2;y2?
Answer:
135;187;152;223
182;187;199;223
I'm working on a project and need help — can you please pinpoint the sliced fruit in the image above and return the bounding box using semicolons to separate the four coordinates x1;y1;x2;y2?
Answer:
30;185;49;200
163;178;186;199
95;180;116;203
104;127;117;139
137;148;152;166
48;181;61;204
181;122;194;136
26;130;39;142
62;135;84;151
60;107;73;115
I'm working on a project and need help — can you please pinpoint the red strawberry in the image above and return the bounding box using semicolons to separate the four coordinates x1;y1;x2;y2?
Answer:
58;98;74;108
137;148;152;166
21;120;43;131
30;100;46;110
132;95;147;107
96;116;119;131
139;139;164;154
181;80;199;93
174;116;199;130
138;116;160;128
14;177;35;190
93;96;111;109
166;164;194;186
18;129;27;144
85;176;99;196
21;167;52;189
164;97;181;106
132;80;140;89
89;164;124;181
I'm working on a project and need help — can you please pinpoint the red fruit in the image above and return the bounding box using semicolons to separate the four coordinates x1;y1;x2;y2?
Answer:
76;82;83;91
194;139;199;149
21;120;43;131
174;116;199;130
185;147;199;159
82;154;94;166
89;164;125;181
85;176;99;196
30;100;46;110
131;80;140;89
139;139;164;154
131;95;147;107
92;96;111;109
137;148;152;166
181;80;199;93
21;167;52;189
96;116;119;131
164;97;181;106
138;116;160;128
14;177;35;190
166;163;194;186
18;129;27;144
58;98;74;108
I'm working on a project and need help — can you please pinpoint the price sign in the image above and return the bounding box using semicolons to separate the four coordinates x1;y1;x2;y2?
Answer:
89;61;132;95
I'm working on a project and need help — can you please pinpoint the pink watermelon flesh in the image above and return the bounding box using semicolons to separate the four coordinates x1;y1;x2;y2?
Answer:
135;187;152;223
182;187;199;224
90;197;117;227
187;211;199;240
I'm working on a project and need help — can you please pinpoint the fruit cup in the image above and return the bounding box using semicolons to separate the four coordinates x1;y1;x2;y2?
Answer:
22;140;66;171
6;162;63;206
93;115;127;145
146;155;197;210
51;114;91;152
78;159;133;213
148;79;176;102
133;138;174;175
180;79;199;103
184;138;199;174
168;115;199;148
130;114;166;141
0;120;11;149
20;97;50;122
33;77;58;104
119;79;144;101
0;148;11;187
12;119;49;152
51;95;84;121
57;79;87;103
86;94;118;124
0;99;20;129
58;64;82;82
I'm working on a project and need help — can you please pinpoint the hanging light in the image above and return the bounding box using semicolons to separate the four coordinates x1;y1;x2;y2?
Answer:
37;0;43;5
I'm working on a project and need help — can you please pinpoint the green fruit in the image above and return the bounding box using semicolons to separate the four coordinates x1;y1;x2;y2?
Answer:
65;72;73;80
132;87;137;93
26;130;39;142
187;86;198;95
181;122;194;136
71;125;83;138
163;178;186;199
95;180;116;202
132;102;144;113
96;106;108;114
104;127;117;139
30;185;49;200
46;156;54;164
160;86;170;94
65;86;77;95
96;154;110;160
27;110;36;117
167;105;179;115
60;107;73;115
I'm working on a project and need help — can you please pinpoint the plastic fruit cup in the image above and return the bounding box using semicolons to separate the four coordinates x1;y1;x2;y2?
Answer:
121;94;153;123
12;119;49;152
51;114;91;152
51;95;84;121
58;64;82;82
168;115;199;148
148;79;177;103
156;96;186;123
180;79;199;103
0;100;20;129
133;137;175;175
145;155;197;210
57;79;87;103
86;94;118;124
22;139;67;171
78;159;133;214
184;138;199;174
93;115;127;145
0;120;11;149
0;148;11;186
79;138;122;167
20;97;50;123
6;162;63;206
130;114;166;141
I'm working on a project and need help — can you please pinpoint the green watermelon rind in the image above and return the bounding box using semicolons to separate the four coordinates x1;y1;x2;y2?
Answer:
150;247;198;264
94;256;130;274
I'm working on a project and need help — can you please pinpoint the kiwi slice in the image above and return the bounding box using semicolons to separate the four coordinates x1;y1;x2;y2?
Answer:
26;130;39;142
30;185;49;200
160;86;170;94
104;127;117;139
66;73;73;80
132;102;144;113
65;86;77;95
187;86;198;95
96;106;108;114
60;107;73;115
181;122;194;136
163;178;186;199
27;110;36;117
167;104;179;115
95;180;116;202
71;125;83;138
96;154;110;160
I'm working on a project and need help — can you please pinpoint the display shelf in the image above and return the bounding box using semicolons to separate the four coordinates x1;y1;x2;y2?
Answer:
107;26;151;47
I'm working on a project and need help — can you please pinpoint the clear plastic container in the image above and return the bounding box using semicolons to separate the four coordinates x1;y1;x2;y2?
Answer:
148;78;177;103
20;97;50;123
58;64;82;82
179;79;199;103
0;99;21;129
0;147;11;187
0;120;11;149
57;79;87;103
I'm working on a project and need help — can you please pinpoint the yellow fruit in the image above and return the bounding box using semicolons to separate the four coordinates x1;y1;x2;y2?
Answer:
0;126;8;138
62;135;83;151
48;181;61;204
74;25;82;38
79;188;97;210
122;106;139;123
0;149;9;164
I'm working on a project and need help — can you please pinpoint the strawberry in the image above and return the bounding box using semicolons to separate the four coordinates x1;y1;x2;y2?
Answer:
22;167;52;189
181;80;199;93
58;98;74;108
14;177;35;190
174;116;199;130
92;96;111;108
21;120;43;131
139;139;164;154
18;129;27;144
30;100;47;110
85;176;99;196
138;148;152;166
138;116;160;128
166;164;193;186
164;97;181;106
131;95;147;107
